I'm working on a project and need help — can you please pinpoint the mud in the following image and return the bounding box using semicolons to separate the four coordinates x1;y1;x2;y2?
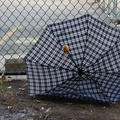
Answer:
0;80;120;120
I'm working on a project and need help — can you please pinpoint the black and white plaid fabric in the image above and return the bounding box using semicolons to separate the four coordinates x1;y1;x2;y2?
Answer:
25;14;120;104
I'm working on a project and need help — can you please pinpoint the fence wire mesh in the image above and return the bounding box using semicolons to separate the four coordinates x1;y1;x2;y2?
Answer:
0;0;120;75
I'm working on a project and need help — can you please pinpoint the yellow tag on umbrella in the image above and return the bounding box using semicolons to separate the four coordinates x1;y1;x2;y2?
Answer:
62;45;69;52
62;45;69;61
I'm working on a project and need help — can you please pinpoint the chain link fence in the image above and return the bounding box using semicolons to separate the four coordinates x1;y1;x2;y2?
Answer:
0;0;120;75
101;0;120;19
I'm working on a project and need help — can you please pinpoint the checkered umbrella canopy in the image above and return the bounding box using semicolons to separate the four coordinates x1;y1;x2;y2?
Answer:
25;14;120;104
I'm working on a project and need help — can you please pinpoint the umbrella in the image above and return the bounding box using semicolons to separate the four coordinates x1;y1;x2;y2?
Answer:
25;14;120;104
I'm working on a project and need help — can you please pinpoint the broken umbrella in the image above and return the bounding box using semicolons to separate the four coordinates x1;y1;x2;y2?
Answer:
25;14;120;104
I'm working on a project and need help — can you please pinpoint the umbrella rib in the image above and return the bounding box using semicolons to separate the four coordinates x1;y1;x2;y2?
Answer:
84;41;119;69
46;74;77;94
68;53;80;70
80;19;89;69
84;74;111;101
86;71;120;75
42;64;77;73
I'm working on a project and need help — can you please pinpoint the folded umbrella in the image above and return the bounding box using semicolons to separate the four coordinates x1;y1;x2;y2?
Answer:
25;14;120;104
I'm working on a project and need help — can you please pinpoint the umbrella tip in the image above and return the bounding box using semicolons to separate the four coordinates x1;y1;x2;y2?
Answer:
62;45;69;52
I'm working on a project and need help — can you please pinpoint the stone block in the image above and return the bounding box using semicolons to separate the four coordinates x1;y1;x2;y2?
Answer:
5;58;25;72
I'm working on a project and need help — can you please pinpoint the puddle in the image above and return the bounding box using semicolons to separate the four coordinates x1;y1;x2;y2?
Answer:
0;107;33;120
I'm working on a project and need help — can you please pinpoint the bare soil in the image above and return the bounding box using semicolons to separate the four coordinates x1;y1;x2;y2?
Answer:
0;80;120;120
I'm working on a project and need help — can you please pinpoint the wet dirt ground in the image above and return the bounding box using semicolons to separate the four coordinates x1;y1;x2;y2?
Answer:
0;80;120;120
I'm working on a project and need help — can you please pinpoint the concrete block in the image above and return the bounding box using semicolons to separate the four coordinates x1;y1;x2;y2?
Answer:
5;58;25;72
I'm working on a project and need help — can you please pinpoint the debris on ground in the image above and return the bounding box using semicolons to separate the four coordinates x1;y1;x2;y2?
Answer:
0;80;120;120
